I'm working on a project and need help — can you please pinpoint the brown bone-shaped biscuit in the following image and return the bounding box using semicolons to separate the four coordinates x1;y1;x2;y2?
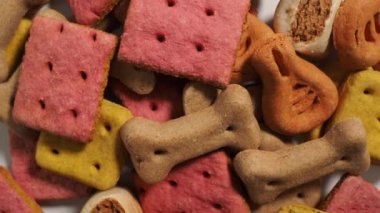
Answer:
250;34;338;135
233;118;370;205
333;0;380;70
0;0;50;83
182;81;219;115
121;84;261;184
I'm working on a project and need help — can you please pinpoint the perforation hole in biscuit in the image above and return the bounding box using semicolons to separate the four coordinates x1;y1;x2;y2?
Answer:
51;149;60;155
297;192;305;198
363;88;374;95
59;24;64;33
47;62;53;72
202;171;211;178
205;8;215;16
196;43;205;52
226;125;234;131
169;180;178;187
154;149;168;155
167;0;176;7
245;37;252;50
39;99;46;110
355;30;360;45
212;203;223;210
93;163;101;171
71;109;78;118
267;180;280;186
272;49;289;76
365;21;376;42
79;71;87;80
340;156;350;161
150;102;158;111
156;33;166;43
92;33;97;41
104;123;112;132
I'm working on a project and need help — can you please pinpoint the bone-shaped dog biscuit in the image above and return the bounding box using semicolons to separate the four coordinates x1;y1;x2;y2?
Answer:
250;34;338;135
121;84;261;184
182;81;219;115
233;118;370;205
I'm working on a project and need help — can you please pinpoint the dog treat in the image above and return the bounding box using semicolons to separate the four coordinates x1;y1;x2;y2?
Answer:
121;84;261;184
250;34;338;135
232;13;274;84
112;76;183;122
35;100;132;190
9;130;92;200
118;0;250;87
67;0;120;26
233;118;370;205
0;0;49;83
183;81;219;115
136;151;250;213
279;204;325;213
81;187;142;213
113;0;130;23
0;67;20;123
330;68;380;164
110;60;156;95
12;16;117;143
0;166;42;213
321;175;380;212
274;0;342;58
254;181;321;213
333;0;380;70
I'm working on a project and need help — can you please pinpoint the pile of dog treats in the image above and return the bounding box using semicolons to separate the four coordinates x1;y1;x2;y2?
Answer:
0;0;380;212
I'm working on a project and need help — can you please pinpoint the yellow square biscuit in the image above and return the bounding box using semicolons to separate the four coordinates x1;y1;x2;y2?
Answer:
330;67;380;164
278;204;325;213
35;100;133;190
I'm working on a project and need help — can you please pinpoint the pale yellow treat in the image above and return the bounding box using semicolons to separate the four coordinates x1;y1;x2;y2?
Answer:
35;100;133;190
330;67;380;164
278;204;325;213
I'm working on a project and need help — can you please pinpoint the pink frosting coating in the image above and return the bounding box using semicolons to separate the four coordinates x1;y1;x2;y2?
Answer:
136;151;250;213
119;0;250;87
13;17;116;142
111;76;184;122
68;0;118;25
10;130;92;201
326;176;380;213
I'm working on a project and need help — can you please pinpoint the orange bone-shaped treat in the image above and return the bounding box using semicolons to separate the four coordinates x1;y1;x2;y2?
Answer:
250;34;338;135
121;84;261;184
333;0;380;70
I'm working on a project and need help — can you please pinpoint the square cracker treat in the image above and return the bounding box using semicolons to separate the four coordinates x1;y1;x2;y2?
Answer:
35;100;133;190
10;130;93;201
0;166;42;213
13;16;117;143
68;0;120;26
118;0;250;87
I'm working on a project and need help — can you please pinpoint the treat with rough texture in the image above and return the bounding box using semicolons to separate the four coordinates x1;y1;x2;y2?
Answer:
250;34;338;135
81;187;142;213
279;204;325;213
13;16;117;143
321;175;380;212
232;13;274;84
67;0;121;26
274;0;342;58
121;84;261;184
10;130;92;201
333;0;380;70
110;60;156;95
233;118;370;205
0;0;49;83
0;166;42;213
183;81;219;115
136;151;250;213
35;100;132;190
119;0;250;87
112;76;183;122
330;68;380;164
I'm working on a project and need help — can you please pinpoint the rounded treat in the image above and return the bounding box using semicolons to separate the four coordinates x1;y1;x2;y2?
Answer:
81;187;142;213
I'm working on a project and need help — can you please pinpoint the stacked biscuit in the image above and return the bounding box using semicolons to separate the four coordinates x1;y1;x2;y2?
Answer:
0;0;379;212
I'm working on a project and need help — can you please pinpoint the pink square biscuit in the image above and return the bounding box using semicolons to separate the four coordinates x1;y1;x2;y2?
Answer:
13;16;117;142
136;151;250;213
68;0;120;26
119;0;250;87
111;76;184;122
9;130;93;201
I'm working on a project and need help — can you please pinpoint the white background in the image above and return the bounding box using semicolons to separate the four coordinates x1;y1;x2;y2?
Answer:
0;0;379;212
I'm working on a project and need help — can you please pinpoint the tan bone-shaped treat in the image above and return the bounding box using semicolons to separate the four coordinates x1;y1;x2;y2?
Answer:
250;34;338;135
121;84;261;184
333;0;380;70
182;81;219;115
0;0;50;83
111;60;156;95
233;118;370;205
